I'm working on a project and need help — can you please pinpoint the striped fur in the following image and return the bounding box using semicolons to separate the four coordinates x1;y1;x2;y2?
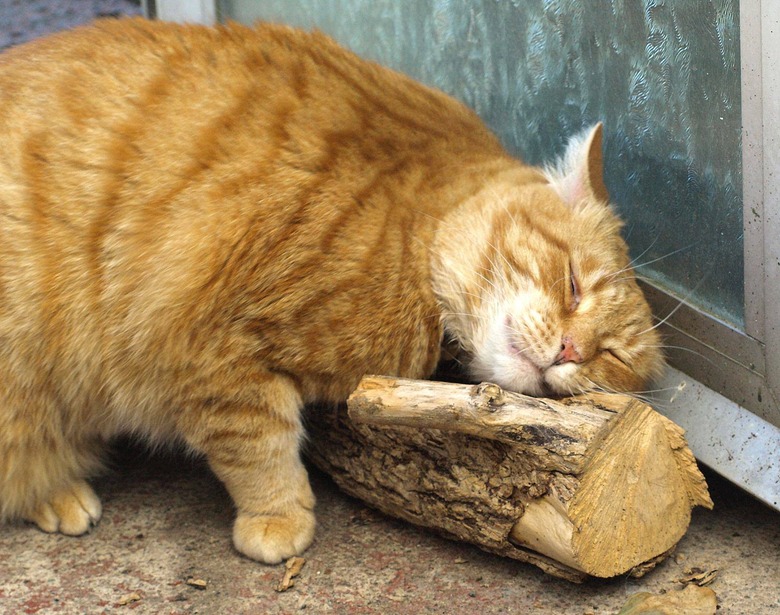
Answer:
0;18;663;562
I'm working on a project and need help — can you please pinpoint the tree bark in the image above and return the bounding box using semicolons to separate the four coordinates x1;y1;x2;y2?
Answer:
305;376;712;582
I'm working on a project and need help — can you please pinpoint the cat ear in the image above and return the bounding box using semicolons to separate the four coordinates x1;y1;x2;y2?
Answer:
543;123;610;207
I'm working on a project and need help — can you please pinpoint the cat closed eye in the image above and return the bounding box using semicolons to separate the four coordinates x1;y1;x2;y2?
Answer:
602;348;628;366
569;269;581;311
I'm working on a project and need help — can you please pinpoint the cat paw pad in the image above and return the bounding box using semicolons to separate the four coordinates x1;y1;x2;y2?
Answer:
26;480;102;536
233;508;316;564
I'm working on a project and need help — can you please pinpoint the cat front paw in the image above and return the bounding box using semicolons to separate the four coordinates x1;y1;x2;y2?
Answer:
25;480;102;536
233;506;316;564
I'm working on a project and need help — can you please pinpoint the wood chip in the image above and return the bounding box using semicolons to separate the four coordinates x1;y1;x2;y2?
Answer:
350;508;381;525
185;577;208;590
117;592;142;606
677;567;719;586
276;556;306;592
617;585;717;615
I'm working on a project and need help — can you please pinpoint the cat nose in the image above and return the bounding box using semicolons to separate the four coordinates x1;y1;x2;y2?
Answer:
554;336;583;365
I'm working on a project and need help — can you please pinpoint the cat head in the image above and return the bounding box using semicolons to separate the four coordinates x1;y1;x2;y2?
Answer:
432;124;664;396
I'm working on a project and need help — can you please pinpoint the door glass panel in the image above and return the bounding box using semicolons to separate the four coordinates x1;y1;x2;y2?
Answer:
218;0;744;326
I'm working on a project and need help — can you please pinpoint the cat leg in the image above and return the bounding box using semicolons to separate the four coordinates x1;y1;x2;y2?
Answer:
183;371;315;564
24;479;102;536
0;423;104;535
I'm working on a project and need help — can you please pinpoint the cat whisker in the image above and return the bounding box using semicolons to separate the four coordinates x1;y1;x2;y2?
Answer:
646;343;722;371
548;272;571;295
504;335;538;358
608;241;697;283
639;303;685;337
631;242;698;272
604;236;659;281
580;377;662;406
626;235;659;267
607;275;647;286
440;311;489;321
465;290;489;301
636;272;711;337
602;386;677;404
496;192;521;234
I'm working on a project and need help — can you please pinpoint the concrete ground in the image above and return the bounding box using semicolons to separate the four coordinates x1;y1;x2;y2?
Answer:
0;444;778;614
1;3;779;613
0;0;143;50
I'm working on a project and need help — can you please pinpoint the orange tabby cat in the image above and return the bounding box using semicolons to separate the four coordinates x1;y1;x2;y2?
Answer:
0;18;663;563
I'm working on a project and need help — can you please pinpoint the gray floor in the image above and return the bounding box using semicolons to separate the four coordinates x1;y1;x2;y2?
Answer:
0;3;779;613
0;0;143;50
0;445;778;614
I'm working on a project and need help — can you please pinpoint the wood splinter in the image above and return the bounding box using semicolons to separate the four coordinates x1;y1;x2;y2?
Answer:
305;376;712;582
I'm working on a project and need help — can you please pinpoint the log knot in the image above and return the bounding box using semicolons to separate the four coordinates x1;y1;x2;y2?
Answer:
472;382;506;412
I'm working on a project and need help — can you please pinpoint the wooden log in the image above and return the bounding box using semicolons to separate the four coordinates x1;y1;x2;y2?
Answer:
305;376;712;582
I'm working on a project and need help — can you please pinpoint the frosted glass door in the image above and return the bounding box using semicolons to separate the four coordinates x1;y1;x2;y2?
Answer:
218;0;744;326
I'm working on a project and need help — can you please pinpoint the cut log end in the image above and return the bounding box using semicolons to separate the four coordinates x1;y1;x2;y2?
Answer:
306;376;711;581
510;396;713;577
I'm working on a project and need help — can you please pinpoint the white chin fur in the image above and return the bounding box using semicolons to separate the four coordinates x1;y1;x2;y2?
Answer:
467;302;547;396
543;363;580;395
469;356;546;396
465;292;588;396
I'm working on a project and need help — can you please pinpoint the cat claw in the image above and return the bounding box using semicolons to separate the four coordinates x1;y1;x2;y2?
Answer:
25;480;102;536
233;507;316;564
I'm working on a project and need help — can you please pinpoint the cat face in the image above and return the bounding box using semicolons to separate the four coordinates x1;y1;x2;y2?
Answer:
466;191;663;396
433;125;664;396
